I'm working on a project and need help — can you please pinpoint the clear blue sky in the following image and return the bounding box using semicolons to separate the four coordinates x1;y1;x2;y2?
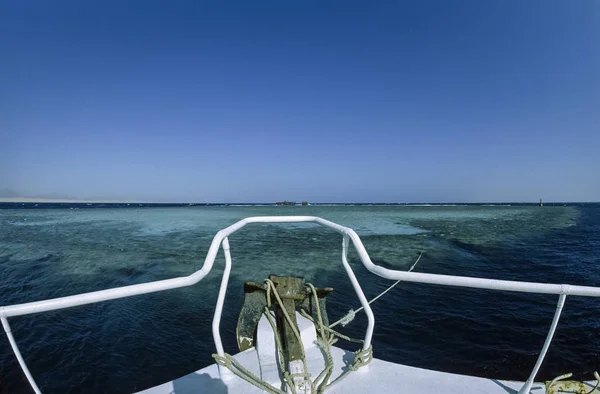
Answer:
1;1;599;203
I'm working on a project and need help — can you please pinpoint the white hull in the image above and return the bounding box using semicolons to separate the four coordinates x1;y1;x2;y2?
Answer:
139;347;539;394
139;312;541;393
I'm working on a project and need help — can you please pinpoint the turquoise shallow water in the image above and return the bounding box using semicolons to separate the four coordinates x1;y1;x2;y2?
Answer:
1;204;600;393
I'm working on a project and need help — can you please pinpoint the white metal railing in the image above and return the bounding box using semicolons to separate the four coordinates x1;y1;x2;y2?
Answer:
1;216;599;394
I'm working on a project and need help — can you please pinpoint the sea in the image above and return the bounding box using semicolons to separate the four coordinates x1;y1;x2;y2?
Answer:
1;203;599;393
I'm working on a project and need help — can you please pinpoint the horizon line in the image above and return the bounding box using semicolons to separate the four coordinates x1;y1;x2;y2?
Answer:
0;198;598;205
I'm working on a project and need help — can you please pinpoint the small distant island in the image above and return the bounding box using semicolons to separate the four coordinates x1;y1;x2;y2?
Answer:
275;201;310;206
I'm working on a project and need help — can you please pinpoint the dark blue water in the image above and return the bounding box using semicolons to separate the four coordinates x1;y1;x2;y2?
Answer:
1;204;599;393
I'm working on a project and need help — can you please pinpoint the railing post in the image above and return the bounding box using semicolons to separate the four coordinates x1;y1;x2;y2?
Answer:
518;293;567;394
1;316;42;394
211;237;234;380
340;234;375;353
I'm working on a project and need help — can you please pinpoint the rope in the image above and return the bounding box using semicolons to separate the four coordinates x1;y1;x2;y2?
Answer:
349;345;373;371
299;310;363;344
263;307;289;378
214;258;406;394
587;371;600;394
324;345;373;389
330;252;422;328
264;279;314;394
213;279;315;394
589;371;600;394
213;352;287;394
265;279;303;343
306;283;334;392
297;306;372;390
298;283;374;392
545;371;600;394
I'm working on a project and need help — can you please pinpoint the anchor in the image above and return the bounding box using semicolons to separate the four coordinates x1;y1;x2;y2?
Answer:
236;274;333;365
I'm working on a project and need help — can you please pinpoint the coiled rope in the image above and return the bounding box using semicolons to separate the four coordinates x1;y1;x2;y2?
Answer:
546;371;600;394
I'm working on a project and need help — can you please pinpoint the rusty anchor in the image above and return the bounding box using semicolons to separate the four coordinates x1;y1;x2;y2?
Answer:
236;275;333;366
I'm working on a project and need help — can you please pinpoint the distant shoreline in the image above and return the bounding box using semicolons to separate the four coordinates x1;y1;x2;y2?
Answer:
0;197;142;203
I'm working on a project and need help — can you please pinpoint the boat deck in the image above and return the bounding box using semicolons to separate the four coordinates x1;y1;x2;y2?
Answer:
138;345;548;394
139;313;553;394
